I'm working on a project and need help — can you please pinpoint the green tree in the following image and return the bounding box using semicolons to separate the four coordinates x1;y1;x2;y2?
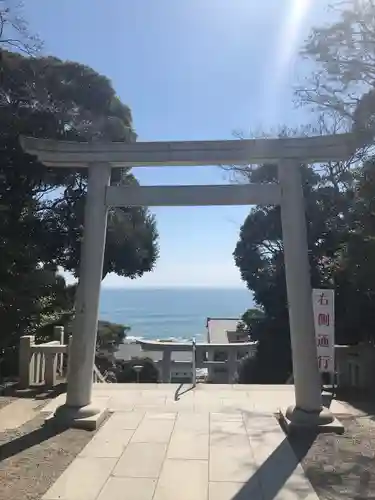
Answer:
233;0;375;382
238;308;264;337
233;154;354;382
0;50;158;375
331;158;375;343
116;358;159;383
296;0;375;344
96;321;129;354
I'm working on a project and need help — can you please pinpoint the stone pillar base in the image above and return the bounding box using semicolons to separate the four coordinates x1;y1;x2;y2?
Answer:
279;405;344;435
46;403;109;431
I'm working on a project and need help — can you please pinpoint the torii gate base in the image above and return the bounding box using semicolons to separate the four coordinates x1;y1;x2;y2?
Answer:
21;135;351;433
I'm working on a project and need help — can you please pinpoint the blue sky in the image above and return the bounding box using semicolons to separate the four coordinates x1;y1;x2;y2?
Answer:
24;0;332;288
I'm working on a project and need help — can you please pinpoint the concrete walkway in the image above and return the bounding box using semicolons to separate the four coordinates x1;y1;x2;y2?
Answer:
41;384;350;500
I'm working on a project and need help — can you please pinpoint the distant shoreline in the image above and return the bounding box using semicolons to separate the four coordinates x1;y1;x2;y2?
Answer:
101;286;249;291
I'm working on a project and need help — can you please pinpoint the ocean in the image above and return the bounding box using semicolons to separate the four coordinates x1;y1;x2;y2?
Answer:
99;287;253;347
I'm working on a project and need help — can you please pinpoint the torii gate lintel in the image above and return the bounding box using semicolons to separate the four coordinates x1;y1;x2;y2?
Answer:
20;134;351;433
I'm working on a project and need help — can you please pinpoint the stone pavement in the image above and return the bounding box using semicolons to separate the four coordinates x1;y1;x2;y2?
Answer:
41;384;351;500
0;398;44;431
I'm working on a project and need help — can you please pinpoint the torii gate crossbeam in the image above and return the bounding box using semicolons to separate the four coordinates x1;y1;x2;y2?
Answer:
20;134;351;433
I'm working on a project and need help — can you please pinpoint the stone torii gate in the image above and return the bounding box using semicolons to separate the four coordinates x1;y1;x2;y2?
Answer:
21;133;354;431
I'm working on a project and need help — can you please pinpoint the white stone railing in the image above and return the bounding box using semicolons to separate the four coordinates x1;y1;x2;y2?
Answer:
19;326;109;388
19;329;68;389
137;340;258;384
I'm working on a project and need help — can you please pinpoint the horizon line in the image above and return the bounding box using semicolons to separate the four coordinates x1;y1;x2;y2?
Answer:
100;285;250;290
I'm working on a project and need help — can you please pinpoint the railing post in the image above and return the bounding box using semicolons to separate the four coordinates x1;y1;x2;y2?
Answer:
161;350;171;383
53;325;64;376
19;335;35;389
66;335;72;380
228;348;237;383
44;352;57;387
207;348;214;382
192;338;197;387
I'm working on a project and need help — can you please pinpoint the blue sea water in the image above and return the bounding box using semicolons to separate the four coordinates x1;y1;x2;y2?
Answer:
99;287;253;343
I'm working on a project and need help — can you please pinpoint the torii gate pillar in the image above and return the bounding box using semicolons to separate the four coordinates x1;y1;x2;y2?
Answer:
20;134;350;432
278;161;337;431
55;163;111;429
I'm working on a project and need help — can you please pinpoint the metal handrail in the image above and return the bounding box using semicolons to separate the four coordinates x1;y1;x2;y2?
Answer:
192;337;197;388
93;364;108;383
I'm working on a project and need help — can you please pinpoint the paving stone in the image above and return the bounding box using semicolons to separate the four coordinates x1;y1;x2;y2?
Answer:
153;459;208;500
113;443;167;478
221;399;254;412
209;390;248;399
209;480;263;500
250;434;289;468
96;477;156;500
211;418;246;434
195;384;230;391
245;416;291;467
100;411;145;430
165;398;195;409
210;420;249;448
195;402;223;412
253;396;295;413
128;404;168;413
194;392;225;403
43;457;117;500
79;429;134;458
209;444;257;483
174;412;209;432
108;400;135;411
134;394;167;405
167;428;209;459
243;414;283;439
40;385;323;500
262;472;319;500
131;418;174;443
210;412;243;422
144;411;176;420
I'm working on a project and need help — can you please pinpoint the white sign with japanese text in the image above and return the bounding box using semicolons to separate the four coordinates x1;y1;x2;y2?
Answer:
312;288;335;373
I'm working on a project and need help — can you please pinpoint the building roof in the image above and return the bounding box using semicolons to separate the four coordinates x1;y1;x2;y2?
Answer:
206;318;241;344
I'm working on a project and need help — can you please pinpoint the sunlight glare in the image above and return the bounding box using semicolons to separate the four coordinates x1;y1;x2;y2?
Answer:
261;0;312;125
277;0;312;72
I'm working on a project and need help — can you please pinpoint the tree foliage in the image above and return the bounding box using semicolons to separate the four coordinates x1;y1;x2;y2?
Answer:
233;139;364;382
297;0;375;139
96;321;129;354
116;357;159;383
237;308;265;337
233;0;375;383
296;0;375;342
0;0;43;54
0;49;159;375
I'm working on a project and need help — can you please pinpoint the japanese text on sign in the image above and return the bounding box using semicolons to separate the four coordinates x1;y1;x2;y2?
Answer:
312;289;335;373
